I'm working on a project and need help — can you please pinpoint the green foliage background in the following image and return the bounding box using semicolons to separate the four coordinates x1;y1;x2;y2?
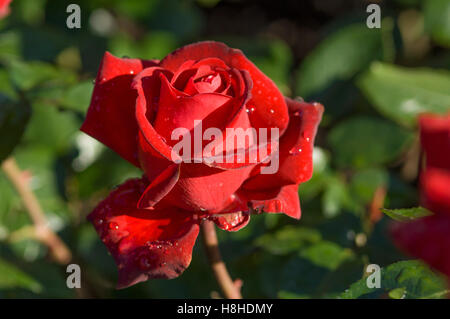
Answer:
0;0;449;298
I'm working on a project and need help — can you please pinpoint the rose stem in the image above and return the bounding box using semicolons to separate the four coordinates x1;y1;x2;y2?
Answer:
1;157;72;265
201;219;242;299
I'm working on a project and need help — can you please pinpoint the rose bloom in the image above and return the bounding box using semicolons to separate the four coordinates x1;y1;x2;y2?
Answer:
391;113;450;278
0;0;11;19
81;41;323;288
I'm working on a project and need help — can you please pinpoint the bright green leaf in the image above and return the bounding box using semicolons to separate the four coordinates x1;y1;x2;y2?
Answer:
61;81;93;112
389;287;407;299
358;62;450;127
424;0;450;47
296;24;382;98
300;241;354;270
253;226;322;255
382;206;433;222
0;258;42;293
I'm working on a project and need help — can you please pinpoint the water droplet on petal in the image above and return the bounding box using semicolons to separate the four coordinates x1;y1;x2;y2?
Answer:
289;147;302;155
94;218;103;227
302;132;310;142
108;222;119;230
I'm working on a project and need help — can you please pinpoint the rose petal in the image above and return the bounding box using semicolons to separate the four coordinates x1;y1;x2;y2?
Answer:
164;163;254;213
160;41;290;133
250;184;301;219
421;168;450;215
391;214;450;277
81;52;158;166
137;164;180;209
154;75;232;145
242;98;324;191
133;69;182;163
210;211;250;232
419;113;450;171
87;177;199;289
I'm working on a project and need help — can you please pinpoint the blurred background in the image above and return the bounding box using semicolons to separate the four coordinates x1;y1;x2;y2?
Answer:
0;0;449;298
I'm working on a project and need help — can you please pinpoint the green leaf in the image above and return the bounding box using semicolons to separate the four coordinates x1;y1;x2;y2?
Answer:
22;101;80;153
60;80;93;112
350;168;388;204
382;206;433;222
0;93;31;161
389;287;407;299
8;60;76;91
296;24;382;98
358;62;450;127
322;175;361;217
0;258;42;293
424;0;450;47
0;31;21;62
109;31;178;60
341;260;448;299
253;226;321;255
328;116;414;168
300;241;354;271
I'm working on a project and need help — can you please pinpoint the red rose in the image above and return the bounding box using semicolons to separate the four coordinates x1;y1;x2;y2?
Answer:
81;41;323;288
0;0;12;19
391;113;450;277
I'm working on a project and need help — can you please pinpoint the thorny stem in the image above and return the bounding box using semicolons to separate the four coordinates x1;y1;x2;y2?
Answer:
201;220;242;299
1;157;72;265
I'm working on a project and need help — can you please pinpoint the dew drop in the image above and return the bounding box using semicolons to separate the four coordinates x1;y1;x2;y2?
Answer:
289;147;302;155
108;222;119;230
246;107;255;114
302;132;310;142
94;218;103;227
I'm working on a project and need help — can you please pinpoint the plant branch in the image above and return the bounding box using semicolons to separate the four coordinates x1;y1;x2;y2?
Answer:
1;157;72;265
201;220;242;299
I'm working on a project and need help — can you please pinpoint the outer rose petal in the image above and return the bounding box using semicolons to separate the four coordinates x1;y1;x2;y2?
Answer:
248;185;301;219
160;41;290;133
419;113;450;171
164;163;254;213
243;98;324;191
210;211;250;232
421;168;450;215
81;52;158;167
391;215;450;277
87;178;199;289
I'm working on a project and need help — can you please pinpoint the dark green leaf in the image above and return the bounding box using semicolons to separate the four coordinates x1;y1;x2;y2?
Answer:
0;94;31;162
